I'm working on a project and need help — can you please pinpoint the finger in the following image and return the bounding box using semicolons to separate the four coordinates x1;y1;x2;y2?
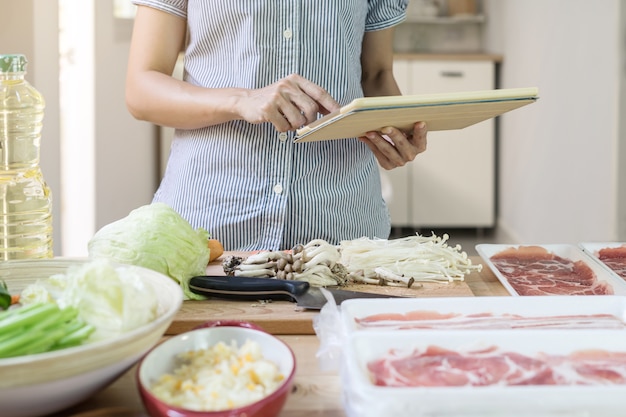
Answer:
279;104;308;129
272;87;320;128
265;90;308;130
280;87;337;123
375;128;415;163
380;123;427;162
359;136;395;170
292;97;321;124
294;76;340;114
267;108;294;132
410;122;428;154
362;132;406;168
274;74;339;123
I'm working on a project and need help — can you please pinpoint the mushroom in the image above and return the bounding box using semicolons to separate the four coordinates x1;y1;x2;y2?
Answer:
292;264;338;286
234;268;277;278
350;269;385;286
223;239;349;287
374;267;417;288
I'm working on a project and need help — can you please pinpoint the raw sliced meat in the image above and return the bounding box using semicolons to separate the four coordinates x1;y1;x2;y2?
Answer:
489;246;613;296
368;345;626;387
354;310;624;330
598;245;626;280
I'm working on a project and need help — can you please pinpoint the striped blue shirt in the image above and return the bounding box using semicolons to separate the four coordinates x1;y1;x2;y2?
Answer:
134;0;408;251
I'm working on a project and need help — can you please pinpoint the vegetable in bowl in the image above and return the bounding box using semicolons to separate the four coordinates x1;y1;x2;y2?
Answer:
0;303;93;359
0;258;183;417
88;202;211;300
20;259;159;341
0;281;12;309
0;259;163;359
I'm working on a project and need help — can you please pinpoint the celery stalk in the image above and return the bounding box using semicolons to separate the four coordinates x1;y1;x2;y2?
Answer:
0;307;66;357
0;303;95;359
0;302;58;334
52;322;95;350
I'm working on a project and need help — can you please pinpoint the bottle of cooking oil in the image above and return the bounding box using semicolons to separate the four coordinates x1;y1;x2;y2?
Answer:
0;54;53;260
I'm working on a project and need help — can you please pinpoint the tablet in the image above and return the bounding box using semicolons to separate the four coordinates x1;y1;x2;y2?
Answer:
294;87;539;143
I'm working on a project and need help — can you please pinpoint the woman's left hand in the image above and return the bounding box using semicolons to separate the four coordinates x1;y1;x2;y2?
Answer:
359;121;428;170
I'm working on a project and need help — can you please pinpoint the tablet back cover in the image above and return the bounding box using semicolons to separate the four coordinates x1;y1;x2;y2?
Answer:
294;87;538;143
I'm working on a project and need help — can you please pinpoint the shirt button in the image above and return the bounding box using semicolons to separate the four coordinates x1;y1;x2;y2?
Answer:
273;183;284;194
283;28;293;39
278;132;288;142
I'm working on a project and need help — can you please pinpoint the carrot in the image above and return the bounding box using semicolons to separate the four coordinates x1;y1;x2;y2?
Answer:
208;239;224;263
0;279;20;307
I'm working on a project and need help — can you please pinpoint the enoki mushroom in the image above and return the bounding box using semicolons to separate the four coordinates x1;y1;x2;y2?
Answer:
222;233;480;288
339;233;482;284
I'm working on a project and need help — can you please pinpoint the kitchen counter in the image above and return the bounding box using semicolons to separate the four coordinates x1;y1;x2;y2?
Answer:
49;255;509;417
394;52;503;62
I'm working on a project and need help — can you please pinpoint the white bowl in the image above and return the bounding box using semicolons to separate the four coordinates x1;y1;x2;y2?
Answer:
0;258;183;417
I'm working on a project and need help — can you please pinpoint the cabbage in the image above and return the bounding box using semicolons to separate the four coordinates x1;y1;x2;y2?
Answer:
88;203;210;300
20;259;159;341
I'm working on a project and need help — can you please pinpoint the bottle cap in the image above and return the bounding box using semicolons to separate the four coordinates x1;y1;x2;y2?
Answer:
0;54;27;73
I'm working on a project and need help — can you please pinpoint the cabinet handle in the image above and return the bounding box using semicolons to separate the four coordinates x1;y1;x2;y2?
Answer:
440;71;464;78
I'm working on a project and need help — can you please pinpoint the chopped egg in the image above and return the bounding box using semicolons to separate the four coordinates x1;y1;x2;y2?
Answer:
150;339;284;411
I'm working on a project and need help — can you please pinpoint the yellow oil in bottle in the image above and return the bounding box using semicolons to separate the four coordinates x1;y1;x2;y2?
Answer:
0;54;53;259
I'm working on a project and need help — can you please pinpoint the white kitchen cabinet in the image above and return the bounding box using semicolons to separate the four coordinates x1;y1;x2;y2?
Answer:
382;58;496;228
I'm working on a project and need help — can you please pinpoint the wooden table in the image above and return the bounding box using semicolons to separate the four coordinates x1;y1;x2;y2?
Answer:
50;256;508;417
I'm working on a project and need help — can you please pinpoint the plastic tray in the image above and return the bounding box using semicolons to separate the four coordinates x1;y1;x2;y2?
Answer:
475;244;626;296
340;296;626;333
342;328;626;417
580;242;626;281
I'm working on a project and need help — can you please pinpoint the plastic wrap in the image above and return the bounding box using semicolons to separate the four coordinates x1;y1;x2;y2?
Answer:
311;288;345;372
314;295;626;417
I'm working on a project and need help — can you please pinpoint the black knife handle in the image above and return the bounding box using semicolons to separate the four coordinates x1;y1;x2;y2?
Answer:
189;275;310;302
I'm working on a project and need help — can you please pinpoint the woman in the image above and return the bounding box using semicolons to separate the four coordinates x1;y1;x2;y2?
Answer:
126;1;427;251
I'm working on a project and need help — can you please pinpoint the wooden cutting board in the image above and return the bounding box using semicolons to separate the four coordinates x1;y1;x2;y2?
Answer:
165;254;474;336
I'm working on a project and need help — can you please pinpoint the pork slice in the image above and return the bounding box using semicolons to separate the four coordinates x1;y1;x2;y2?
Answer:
369;346;552;387
513;280;613;296
356;310;459;325
598;245;626;260
551;350;626;384
596;246;626;278
601;259;626;279
368;346;626;388
490;248;611;296
490;245;555;261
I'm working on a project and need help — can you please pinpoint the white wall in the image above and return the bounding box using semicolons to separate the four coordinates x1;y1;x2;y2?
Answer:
93;1;158;234
618;3;626;241
484;0;622;244
1;0;158;256
1;0;63;254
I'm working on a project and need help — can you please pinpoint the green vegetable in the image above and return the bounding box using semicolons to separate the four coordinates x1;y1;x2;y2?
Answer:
0;302;94;358
0;281;9;310
87;203;210;300
20;259;160;341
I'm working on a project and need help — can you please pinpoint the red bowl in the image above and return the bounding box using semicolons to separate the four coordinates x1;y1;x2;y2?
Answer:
136;321;296;417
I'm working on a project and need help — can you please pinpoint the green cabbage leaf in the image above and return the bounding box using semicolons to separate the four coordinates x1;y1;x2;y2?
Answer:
20;259;160;341
87;203;209;300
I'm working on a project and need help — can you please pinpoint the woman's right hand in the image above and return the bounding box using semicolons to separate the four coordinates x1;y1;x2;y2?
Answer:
126;7;338;132
236;74;340;132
